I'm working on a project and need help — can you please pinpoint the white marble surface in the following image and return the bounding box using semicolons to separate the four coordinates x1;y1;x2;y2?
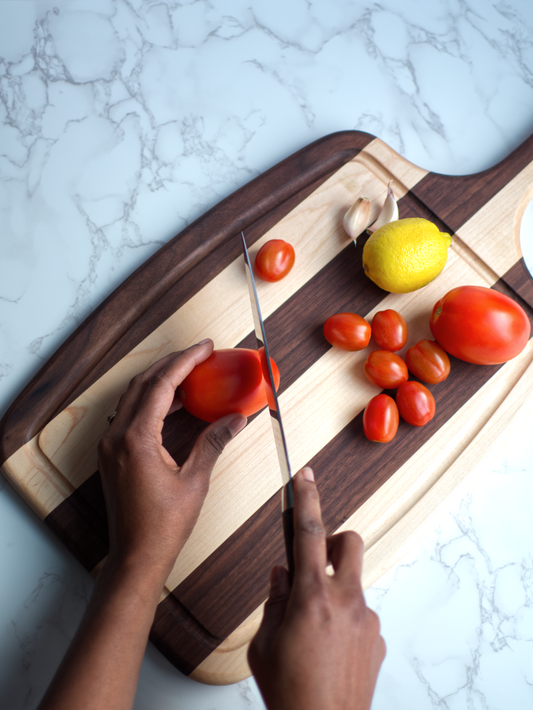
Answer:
1;1;533;708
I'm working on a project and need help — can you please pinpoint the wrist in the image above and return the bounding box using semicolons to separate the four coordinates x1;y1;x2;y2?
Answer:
99;552;171;607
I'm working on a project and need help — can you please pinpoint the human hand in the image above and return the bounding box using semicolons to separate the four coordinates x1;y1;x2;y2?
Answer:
248;468;385;710
98;339;247;585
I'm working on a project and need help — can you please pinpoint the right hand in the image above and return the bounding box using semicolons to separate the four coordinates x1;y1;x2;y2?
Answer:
248;467;385;710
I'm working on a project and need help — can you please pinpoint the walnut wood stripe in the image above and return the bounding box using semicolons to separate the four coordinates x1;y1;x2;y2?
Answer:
410;132;533;234
0;131;374;465
499;258;533;312
150;592;224;677
44;473;109;572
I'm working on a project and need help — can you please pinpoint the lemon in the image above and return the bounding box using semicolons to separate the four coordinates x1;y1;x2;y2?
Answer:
362;218;452;293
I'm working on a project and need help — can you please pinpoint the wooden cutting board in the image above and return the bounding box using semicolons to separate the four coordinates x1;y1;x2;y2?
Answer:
2;131;533;685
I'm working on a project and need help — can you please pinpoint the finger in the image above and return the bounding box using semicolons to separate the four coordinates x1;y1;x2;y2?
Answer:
326;531;365;591
111;350;189;428
292;468;327;591
181;412;247;482
134;340;214;429
248;565;290;661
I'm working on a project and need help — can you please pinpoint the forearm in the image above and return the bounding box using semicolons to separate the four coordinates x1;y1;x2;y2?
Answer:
38;556;166;710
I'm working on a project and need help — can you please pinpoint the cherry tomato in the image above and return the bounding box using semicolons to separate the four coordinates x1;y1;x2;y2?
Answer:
371;309;408;351
363;394;399;443
323;312;371;351
430;285;530;365
179;348;280;422
254;239;295;282
363;350;408;389
405;339;451;384
396;381;436;426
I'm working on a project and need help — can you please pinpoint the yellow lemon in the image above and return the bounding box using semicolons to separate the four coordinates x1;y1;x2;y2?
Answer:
362;218;452;293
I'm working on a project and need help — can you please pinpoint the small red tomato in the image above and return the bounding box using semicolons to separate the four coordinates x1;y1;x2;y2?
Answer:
396;381;436;426
323;313;371;351
254;239;295;282
364;350;408;389
371;309;408;351
363;394;399;442
406;340;451;384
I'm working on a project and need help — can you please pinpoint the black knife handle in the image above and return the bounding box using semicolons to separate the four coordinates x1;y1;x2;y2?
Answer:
282;506;295;585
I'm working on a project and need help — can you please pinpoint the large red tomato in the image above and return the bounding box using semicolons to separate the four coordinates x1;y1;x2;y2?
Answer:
323;312;371;351
363;350;408;389
371;309;408;351
430;285;530;365
363;394;399;443
254;239;295;282
396;381;436;426
179;348;280;422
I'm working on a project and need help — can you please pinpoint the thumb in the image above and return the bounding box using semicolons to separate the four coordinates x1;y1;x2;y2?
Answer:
184;412;247;480
249;565;290;660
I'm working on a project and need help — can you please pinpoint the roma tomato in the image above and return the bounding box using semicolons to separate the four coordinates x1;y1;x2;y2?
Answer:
254;239;295;282
430;285;530;365
396;381;435;426
405;339;450;384
371;309;408;351
364;350;408;389
179;348;280;422
363;394;399;443
323;312;371;351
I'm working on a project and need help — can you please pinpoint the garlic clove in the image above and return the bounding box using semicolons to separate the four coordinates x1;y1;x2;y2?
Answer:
368;181;399;232
343;196;371;241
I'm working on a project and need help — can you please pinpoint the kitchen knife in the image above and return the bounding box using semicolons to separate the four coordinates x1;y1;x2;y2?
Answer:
241;232;295;582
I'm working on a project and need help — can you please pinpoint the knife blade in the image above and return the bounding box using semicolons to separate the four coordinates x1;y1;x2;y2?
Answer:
241;232;295;581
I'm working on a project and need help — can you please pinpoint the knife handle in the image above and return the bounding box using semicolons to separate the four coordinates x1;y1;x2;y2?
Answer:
282;505;295;585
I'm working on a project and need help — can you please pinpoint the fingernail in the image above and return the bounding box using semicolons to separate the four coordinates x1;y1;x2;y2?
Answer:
197;338;211;345
228;413;247;436
302;467;315;482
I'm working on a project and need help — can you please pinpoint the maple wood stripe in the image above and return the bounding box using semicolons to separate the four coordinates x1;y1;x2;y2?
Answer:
410;132;533;234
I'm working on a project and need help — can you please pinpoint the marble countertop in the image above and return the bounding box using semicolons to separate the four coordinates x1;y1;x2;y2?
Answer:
2;1;533;708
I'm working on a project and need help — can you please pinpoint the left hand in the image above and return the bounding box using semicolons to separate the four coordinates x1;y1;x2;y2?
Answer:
98;339;247;584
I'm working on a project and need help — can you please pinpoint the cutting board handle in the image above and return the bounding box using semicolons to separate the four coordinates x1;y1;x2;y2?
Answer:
411;132;533;234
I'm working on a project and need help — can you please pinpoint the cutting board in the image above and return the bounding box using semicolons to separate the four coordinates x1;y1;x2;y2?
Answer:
2;131;533;685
